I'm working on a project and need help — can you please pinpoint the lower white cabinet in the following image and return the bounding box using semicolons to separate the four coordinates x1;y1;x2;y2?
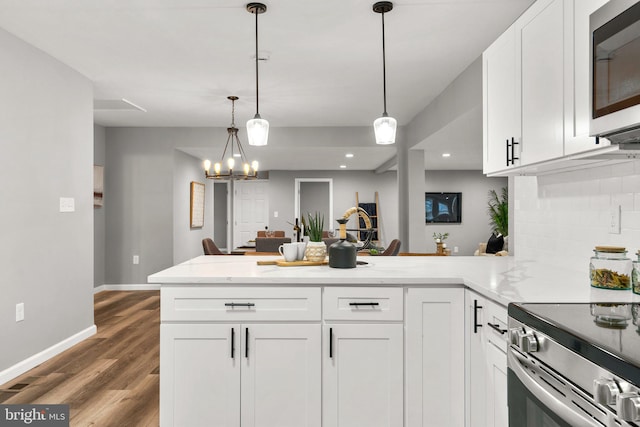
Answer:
160;285;488;427
406;287;465;427
161;323;321;427
465;289;508;427
323;324;404;427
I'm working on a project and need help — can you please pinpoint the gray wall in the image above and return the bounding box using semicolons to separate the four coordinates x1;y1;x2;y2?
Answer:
0;28;94;372
94;125;106;287
424;170;507;255
173;150;214;263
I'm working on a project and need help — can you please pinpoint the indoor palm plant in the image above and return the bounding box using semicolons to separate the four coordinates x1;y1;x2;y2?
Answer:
303;212;327;262
487;187;508;249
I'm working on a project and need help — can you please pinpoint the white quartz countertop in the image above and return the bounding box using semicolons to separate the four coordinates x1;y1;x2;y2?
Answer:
147;255;640;307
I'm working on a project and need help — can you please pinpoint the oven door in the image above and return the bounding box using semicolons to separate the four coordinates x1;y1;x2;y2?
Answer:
508;348;604;426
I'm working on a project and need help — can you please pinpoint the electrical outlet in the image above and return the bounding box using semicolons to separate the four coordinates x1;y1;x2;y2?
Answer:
454;246;459;253
16;303;24;322
59;197;75;212
274;211;278;218
133;255;139;265
609;205;621;234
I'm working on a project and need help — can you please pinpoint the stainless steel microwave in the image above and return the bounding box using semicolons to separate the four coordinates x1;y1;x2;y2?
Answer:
590;0;640;143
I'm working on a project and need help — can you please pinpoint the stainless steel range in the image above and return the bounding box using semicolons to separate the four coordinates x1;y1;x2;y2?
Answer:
508;303;640;426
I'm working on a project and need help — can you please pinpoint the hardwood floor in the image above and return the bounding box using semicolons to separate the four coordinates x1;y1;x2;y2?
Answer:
0;291;160;427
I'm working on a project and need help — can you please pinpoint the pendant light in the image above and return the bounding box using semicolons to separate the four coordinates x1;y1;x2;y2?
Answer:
204;96;259;180
373;1;397;145
246;2;269;146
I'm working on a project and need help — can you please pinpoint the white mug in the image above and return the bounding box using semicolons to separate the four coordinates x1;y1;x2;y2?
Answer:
295;241;307;260
279;243;298;262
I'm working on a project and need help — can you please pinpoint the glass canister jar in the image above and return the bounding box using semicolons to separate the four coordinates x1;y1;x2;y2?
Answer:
590;246;632;290
633;251;640;295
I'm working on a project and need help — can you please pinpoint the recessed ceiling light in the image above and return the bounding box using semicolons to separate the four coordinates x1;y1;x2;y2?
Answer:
345;153;354;158
340;165;347;169
442;153;451;158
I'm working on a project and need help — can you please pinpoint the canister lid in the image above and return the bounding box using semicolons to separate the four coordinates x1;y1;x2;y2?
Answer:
594;246;626;253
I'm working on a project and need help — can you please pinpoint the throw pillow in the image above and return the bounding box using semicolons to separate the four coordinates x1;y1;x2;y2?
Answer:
486;233;504;254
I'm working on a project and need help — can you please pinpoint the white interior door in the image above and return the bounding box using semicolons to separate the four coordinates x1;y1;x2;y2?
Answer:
233;180;269;249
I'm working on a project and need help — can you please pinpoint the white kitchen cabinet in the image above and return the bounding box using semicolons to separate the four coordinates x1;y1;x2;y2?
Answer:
160;287;322;427
464;289;508;427
465;293;487;427
485;342;508;427
483;25;519;174
242;324;321;427
323;324;404;427
517;0;566;164
406;287;465;427
161;323;240;427
564;0;610;155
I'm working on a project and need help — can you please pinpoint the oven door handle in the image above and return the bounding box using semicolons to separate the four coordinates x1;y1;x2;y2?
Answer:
508;349;599;427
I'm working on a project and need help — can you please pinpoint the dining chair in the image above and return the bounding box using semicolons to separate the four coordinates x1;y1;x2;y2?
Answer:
202;238;226;255
381;239;401;256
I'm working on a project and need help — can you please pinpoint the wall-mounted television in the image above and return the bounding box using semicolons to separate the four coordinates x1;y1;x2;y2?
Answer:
425;192;461;223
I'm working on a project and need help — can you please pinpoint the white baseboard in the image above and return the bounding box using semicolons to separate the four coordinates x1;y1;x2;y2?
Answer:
94;284;160;293
0;325;97;386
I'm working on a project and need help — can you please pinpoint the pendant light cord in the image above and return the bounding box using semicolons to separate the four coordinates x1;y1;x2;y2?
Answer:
254;10;260;117
381;10;388;116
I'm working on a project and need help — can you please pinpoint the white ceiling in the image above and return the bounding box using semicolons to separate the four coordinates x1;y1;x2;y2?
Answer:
0;0;532;170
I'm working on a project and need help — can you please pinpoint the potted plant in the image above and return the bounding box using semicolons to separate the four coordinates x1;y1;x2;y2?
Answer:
487;187;508;250
487;188;508;234
303;212;327;262
432;232;449;254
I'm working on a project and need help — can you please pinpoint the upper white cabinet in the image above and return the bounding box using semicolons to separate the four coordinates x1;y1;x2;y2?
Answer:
483;25;519;174
564;0;610;155
518;0;565;164
483;0;611;175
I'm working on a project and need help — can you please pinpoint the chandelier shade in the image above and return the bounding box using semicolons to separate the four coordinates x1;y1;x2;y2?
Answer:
373;1;396;145
204;96;259;180
246;3;269;146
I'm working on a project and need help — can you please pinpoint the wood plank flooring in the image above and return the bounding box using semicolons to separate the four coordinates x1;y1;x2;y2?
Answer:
0;291;160;427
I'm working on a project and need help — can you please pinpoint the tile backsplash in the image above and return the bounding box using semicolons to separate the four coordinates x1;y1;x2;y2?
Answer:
514;160;640;272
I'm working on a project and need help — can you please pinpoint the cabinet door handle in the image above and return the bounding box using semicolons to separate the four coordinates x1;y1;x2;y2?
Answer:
329;327;333;358
348;302;379;307
224;302;255;308
245;328;249;358
506;138;510;166
487;322;508;335
511;137;519;163
231;327;235;359
473;299;483;334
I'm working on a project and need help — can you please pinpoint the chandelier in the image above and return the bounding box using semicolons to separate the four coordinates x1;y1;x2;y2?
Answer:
204;96;259;180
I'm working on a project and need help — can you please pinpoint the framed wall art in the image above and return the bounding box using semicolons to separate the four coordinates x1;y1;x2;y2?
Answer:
190;181;205;228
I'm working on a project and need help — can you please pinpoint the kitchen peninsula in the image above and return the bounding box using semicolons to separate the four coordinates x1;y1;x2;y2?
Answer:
149;255;640;427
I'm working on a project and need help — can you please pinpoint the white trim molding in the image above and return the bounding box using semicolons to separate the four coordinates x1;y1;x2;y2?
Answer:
94;284;161;294
0;325;97;386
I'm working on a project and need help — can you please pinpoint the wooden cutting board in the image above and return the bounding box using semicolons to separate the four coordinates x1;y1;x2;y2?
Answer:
257;260;328;267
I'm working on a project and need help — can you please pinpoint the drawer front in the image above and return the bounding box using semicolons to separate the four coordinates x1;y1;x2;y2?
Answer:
323;287;403;321
161;287;321;322
485;300;508;351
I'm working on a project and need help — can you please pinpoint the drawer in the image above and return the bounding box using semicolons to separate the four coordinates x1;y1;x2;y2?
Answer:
161;287;321;322
323;287;403;321
485;300;508;351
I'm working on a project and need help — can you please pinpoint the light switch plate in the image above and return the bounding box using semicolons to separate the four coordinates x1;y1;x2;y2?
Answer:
16;303;24;322
608;205;621;234
59;197;75;212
